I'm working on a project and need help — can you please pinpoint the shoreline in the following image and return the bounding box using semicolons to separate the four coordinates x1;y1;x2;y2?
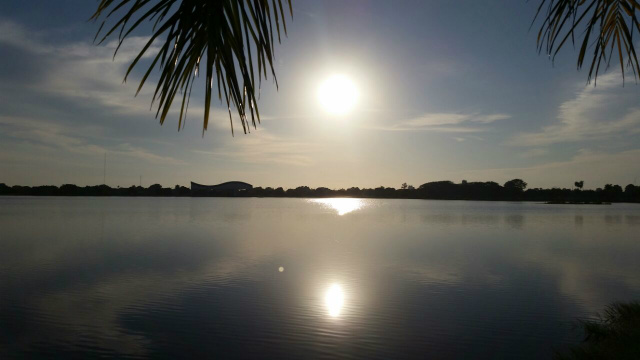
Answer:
1;194;639;205
2;182;638;204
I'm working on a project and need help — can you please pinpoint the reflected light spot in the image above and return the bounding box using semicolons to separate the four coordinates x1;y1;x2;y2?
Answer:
325;284;344;318
311;198;365;216
278;266;284;272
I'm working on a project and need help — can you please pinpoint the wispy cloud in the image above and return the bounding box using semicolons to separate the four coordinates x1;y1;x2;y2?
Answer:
405;113;511;127
0;19;173;118
520;148;550;158
0;116;184;165
368;112;511;132
510;74;640;146
194;130;322;167
0;19;54;53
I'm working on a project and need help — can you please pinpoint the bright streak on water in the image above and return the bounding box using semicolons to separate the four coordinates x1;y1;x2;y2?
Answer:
325;284;345;318
310;198;365;216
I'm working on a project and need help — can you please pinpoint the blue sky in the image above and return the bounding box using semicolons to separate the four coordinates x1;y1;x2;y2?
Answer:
1;0;639;189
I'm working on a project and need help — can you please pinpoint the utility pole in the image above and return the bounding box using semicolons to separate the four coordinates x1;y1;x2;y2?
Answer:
103;153;106;185
140;175;142;187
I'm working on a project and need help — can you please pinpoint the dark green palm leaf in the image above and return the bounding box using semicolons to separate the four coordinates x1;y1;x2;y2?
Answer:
534;0;640;84
91;0;292;135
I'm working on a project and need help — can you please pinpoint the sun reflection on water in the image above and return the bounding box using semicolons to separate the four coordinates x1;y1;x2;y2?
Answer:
325;284;345;318
311;198;366;216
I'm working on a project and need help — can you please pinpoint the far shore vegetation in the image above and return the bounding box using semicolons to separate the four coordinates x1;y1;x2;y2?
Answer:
2;179;639;203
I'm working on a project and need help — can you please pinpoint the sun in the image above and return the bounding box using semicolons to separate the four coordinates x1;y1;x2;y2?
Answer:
317;75;358;116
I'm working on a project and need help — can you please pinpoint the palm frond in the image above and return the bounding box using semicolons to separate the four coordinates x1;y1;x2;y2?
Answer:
534;0;640;85
91;0;292;135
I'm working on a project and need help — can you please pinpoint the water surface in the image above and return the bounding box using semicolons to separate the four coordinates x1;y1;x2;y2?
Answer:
1;197;639;359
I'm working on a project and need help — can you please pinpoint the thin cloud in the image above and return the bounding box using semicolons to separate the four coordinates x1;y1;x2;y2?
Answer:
520;148;550;158
0;19;171;118
0;19;54;53
368;112;511;132
0;116;184;165
510;74;640;146
194;130;322;167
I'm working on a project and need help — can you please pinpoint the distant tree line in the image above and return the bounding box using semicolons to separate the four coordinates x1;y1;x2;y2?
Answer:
1;180;639;203
0;184;191;197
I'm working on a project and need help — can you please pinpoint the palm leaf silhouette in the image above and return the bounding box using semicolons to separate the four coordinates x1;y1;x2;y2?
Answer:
534;0;640;84
91;0;292;135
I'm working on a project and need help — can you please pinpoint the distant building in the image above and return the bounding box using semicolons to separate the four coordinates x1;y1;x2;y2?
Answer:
190;181;253;191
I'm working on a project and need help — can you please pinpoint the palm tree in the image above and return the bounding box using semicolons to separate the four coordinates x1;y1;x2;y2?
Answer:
92;1;640;135
91;0;292;135
534;0;640;85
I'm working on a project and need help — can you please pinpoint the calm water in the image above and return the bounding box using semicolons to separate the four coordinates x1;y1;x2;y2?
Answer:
1;197;639;359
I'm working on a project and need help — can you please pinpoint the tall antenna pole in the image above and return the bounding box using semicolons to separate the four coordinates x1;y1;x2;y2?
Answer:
103;153;106;185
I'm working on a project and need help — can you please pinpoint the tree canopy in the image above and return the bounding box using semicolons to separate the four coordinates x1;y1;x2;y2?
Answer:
504;179;528;192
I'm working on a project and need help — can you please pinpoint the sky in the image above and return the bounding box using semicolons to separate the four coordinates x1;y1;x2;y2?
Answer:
1;0;640;190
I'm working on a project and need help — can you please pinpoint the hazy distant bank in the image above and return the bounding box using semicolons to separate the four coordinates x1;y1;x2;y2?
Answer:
2;181;639;203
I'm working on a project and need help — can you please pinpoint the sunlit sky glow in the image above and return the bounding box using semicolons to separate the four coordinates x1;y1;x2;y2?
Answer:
1;0;640;189
318;74;359;116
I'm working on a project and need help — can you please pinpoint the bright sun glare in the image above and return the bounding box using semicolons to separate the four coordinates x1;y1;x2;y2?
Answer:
325;284;345;318
311;198;364;216
317;75;358;116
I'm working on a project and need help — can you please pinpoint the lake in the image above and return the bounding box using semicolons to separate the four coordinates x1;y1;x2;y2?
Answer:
1;197;639;359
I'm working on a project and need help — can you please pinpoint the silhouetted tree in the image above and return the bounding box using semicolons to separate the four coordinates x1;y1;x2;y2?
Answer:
315;187;331;197
602;184;624;202
574;181;584;190
60;184;81;195
504;179;527;192
419;181;458;199
625;184;640;202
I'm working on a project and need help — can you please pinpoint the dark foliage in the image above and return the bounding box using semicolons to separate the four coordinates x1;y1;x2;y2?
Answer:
1;184;191;197
91;0;292;134
1;180;639;202
555;301;640;359
534;0;640;84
